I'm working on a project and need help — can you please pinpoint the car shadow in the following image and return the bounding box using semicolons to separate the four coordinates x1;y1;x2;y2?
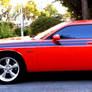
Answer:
21;71;92;83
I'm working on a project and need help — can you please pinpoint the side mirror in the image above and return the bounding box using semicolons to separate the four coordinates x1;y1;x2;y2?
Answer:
53;34;60;41
53;34;61;45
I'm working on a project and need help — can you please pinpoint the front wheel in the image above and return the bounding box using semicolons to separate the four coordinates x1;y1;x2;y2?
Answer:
0;56;22;83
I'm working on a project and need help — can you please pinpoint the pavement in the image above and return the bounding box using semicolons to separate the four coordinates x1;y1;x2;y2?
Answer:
0;71;92;92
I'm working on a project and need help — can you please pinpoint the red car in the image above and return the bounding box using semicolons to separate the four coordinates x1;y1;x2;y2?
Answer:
0;20;92;83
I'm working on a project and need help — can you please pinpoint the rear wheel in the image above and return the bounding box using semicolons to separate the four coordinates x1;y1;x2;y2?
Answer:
0;55;24;83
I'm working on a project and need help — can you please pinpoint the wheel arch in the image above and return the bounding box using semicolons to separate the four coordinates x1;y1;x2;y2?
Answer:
0;50;27;72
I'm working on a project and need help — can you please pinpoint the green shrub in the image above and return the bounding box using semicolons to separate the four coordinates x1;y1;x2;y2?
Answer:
30;16;62;36
0;22;13;39
24;28;31;36
0;22;14;29
7;22;14;29
14;27;31;36
14;28;21;36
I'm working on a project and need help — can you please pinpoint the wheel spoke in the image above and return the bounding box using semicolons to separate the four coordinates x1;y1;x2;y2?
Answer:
6;58;10;65
1;71;6;78
0;65;5;69
9;70;16;78
10;63;18;69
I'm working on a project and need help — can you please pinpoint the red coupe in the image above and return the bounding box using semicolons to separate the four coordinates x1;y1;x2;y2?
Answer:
0;20;92;83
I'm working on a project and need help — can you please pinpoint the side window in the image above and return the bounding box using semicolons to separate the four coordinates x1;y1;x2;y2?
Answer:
47;25;92;39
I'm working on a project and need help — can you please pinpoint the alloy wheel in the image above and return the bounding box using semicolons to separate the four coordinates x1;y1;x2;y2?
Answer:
0;57;20;82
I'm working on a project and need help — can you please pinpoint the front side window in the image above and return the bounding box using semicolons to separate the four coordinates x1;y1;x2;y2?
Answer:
47;25;92;39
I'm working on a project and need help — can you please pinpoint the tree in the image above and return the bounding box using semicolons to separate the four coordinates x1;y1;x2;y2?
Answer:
0;0;40;21
39;4;63;20
23;0;40;20
39;10;50;17
13;3;21;21
0;0;12;21
56;0;82;20
30;16;62;36
81;0;89;20
62;12;71;21
0;0;10;5
56;0;92;20
45;4;58;17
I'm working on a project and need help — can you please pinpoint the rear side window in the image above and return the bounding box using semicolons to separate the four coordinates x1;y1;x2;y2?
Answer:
47;25;92;39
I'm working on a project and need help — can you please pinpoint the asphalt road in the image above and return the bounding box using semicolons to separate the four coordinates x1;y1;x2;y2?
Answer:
0;71;92;92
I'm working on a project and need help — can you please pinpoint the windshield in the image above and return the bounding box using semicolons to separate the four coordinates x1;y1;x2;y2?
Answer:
34;22;67;39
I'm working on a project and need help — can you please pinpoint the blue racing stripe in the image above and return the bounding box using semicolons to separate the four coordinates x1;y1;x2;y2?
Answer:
0;40;91;48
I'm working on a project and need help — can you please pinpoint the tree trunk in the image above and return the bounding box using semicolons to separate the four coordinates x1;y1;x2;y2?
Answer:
81;0;89;20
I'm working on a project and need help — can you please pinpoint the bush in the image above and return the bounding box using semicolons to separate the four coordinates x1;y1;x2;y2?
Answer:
24;28;31;36
30;16;62;36
0;22;13;39
14;27;31;36
0;22;14;29
7;22;14;29
14;28;21;36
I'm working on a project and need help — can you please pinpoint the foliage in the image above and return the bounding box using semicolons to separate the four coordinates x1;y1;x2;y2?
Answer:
45;4;58;17
23;0;40;20
0;0;10;6
30;16;62;36
0;22;13;39
12;0;40;21
56;0;92;20
7;22;14;28
62;12;71;20
0;22;14;29
56;0;82;20
39;10;50;17
39;4;64;21
14;28;21;36
39;4;59;18
14;27;31;36
0;0;12;21
0;0;40;21
13;3;21;20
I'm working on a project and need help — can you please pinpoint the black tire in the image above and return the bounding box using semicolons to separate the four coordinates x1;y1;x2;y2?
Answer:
0;54;26;84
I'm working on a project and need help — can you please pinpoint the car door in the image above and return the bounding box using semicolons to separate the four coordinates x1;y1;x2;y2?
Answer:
37;24;92;71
